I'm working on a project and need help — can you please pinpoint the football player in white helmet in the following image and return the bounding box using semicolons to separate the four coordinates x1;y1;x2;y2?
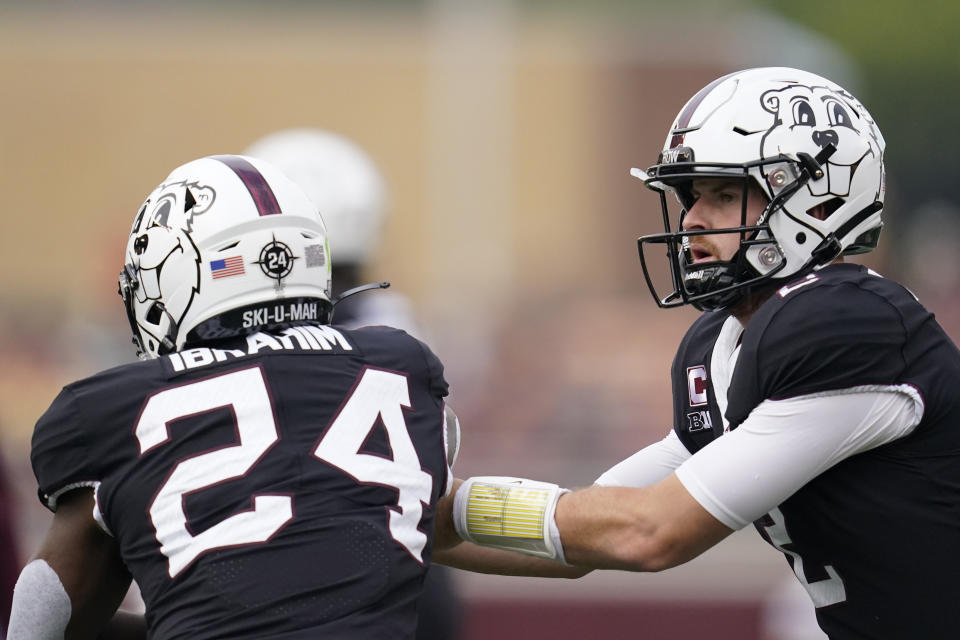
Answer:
435;68;960;640
244;129;461;640
11;154;462;639
634;66;885;312
118;154;334;359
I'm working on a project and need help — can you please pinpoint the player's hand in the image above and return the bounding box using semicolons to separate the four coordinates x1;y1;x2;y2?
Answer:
433;478;465;551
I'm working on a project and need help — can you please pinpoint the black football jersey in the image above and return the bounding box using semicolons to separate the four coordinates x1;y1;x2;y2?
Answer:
32;324;452;640
671;264;960;639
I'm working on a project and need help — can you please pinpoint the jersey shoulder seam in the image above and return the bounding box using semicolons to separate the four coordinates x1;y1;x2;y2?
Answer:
754;276;910;385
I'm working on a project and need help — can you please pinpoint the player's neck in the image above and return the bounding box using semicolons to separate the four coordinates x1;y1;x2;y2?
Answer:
730;289;773;326
732;257;845;325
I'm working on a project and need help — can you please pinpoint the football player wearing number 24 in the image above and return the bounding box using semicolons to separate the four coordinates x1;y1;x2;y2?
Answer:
435;67;960;640
8;155;463;639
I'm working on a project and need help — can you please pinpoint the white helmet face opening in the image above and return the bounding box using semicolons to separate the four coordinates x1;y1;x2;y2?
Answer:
635;67;886;311
119;155;333;359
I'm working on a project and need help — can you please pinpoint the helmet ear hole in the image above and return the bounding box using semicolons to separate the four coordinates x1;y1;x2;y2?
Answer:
146;302;164;325
808;197;843;221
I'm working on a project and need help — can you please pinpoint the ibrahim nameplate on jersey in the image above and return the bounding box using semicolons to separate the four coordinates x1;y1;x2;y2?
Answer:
31;324;454;640
670;263;960;639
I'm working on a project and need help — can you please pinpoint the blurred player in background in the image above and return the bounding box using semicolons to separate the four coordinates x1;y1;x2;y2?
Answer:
8;154;461;639
245;129;463;640
245;129;416;332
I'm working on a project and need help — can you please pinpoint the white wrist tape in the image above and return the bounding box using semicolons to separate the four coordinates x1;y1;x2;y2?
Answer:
7;559;72;640
453;476;569;563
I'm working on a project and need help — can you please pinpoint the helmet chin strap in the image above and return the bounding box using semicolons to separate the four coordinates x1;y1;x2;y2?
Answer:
153;302;179;356
809;233;843;267
682;254;758;312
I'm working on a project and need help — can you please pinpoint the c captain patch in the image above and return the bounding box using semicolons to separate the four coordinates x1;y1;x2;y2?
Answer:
687;365;708;406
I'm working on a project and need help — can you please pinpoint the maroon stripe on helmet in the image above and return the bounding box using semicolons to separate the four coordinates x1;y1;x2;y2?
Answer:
212;155;281;216
669;71;738;149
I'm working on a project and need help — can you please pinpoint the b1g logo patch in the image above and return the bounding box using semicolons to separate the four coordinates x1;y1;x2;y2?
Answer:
256;237;298;283
687;365;708;406
686;410;712;433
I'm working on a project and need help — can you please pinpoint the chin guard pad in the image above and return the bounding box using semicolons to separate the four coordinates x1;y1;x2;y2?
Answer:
453;476;569;563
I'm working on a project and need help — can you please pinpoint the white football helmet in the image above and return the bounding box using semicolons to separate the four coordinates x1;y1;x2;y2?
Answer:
119;154;333;359
243;129;386;266
634;67;886;311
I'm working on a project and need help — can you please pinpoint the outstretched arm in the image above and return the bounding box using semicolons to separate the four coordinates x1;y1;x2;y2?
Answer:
430;428;695;579
8;488;140;640
447;473;732;574
554;474;732;572
449;389;924;573
556;388;925;570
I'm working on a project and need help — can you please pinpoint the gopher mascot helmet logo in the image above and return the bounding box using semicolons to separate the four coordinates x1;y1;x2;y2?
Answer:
760;82;882;200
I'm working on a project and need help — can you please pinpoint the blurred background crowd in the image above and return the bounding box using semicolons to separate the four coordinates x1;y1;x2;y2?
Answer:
0;1;957;638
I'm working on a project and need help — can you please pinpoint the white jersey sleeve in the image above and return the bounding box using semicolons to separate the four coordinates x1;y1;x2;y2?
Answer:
675;386;923;530
594;429;692;488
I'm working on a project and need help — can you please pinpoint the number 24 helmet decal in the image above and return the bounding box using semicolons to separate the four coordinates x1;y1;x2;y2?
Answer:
119;155;333;359
634;67;886;311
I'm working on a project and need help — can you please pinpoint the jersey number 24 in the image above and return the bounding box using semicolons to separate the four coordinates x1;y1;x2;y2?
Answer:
134;366;433;577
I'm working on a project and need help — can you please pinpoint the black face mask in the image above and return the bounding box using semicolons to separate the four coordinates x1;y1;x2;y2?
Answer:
634;151;836;312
